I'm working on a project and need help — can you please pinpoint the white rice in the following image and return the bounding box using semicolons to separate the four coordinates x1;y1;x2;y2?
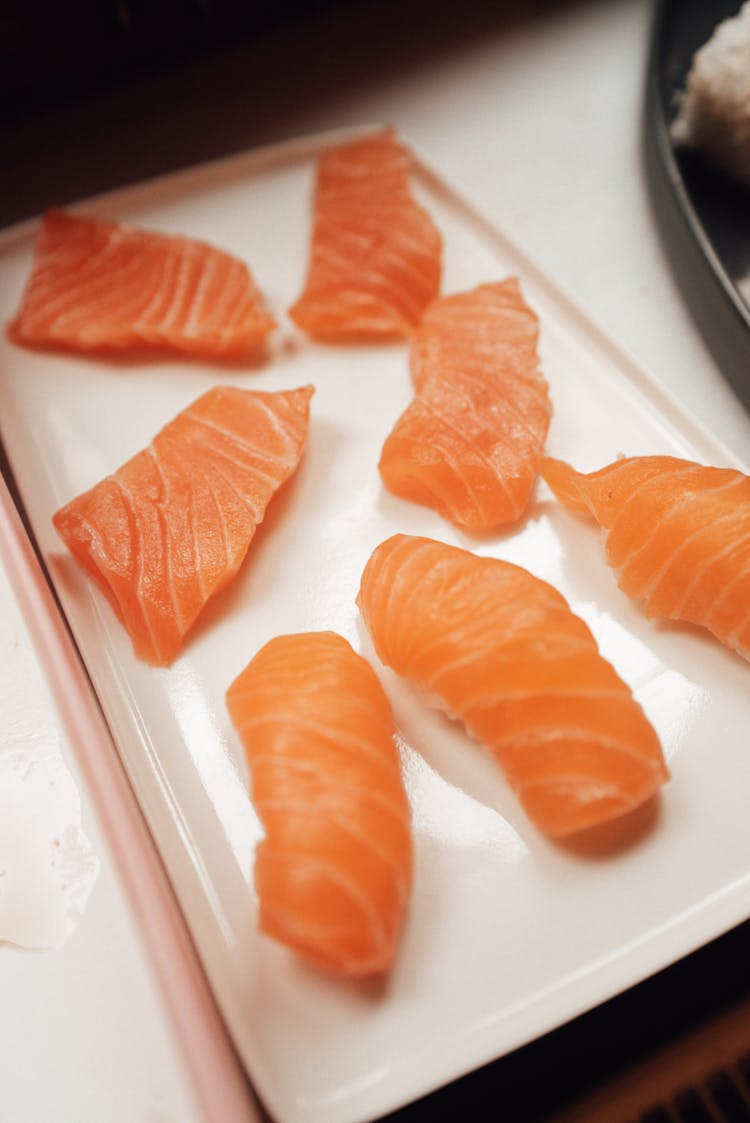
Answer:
672;2;750;186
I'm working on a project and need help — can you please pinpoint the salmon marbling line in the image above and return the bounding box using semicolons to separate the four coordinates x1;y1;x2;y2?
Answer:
226;631;412;977
358;534;668;838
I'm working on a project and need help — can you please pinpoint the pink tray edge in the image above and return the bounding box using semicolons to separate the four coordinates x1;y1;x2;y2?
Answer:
0;472;263;1123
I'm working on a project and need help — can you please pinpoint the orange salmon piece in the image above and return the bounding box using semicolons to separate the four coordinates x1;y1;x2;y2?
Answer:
289;130;442;340
53;385;313;665
379;280;551;530
542;455;750;660
8;208;276;359
226;631;413;977
358;534;667;838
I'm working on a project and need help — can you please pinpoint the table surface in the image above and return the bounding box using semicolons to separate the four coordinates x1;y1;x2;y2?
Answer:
2;1;749;1120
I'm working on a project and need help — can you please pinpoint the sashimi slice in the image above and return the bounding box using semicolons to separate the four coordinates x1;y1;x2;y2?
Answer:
288;129;442;340
226;631;413;977
53;385;313;666
358;534;667;838
8;208;276;359
379;280;552;530
542;455;750;660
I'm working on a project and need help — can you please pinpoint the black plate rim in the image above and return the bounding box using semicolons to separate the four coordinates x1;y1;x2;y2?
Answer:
644;0;750;405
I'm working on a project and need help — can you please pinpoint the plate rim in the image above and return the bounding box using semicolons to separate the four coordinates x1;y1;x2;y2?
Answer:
643;0;750;409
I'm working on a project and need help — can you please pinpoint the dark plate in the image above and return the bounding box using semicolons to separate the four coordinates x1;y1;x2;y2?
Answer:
644;0;750;412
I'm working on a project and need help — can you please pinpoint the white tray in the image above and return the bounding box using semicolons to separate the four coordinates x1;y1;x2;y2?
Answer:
1;128;749;1123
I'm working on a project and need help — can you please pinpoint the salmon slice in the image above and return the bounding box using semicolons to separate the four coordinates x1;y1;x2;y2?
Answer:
542;455;750;660
288;129;442;340
358;534;667;838
8;208;276;359
53;385;313;666
378;280;552;530
226;631;413;977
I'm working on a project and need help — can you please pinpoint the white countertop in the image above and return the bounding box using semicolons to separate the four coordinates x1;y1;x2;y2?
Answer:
2;1;749;1120
0;545;202;1123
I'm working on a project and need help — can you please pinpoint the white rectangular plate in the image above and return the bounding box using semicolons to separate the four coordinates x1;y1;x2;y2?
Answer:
1;128;749;1123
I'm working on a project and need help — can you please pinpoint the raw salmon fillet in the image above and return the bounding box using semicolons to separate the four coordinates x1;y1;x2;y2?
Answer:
8;208;276;359
288;129;442;339
53;385;313;666
358;535;667;838
542;455;750;660
379;280;551;530
226;631;413;976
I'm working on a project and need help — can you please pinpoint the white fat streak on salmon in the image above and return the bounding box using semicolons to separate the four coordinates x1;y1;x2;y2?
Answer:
132;233;181;334
186;252;256;348
298;293;413;336
260;849;393;969
205;258;260;345
59;235;170;341
369;213;442;263
313;211;438;290
632;475;748;610
217;387;310;451
63;482;131;603
28;213;266;352
153;404;282;604
679;532;750;622
614;472;718;588
318;159;410;192
424;360;549;446
181;451;212;605
517;775;635;807
425;340;542;384
146;446;193;630
159;422;255;579
413;395;521;523
23;221;126;325
394;597;612;697
385;285;547;525
80;240;171;339
179;244;220;338
256;800;410;908
248;762;410;830
235;711;404;781
110;472;165;661
159;239;204;336
317;151;410;195
389;612;516;684
373;210;442;270
429;658;628;703
489;726;665;775
417;285;538;330
348;250;437;315
703;541;750;647
312;236;429;323
186;399;302;477
25;236;127;335
317;222;435;292
586;459;674;527
326;141;409;168
182;417;282;500
369;536;433;665
611;464;709;541
193;449;265;527
195;460;237;599
419;298;537;344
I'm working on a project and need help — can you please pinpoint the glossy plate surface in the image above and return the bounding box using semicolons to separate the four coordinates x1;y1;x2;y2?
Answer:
1;129;749;1123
